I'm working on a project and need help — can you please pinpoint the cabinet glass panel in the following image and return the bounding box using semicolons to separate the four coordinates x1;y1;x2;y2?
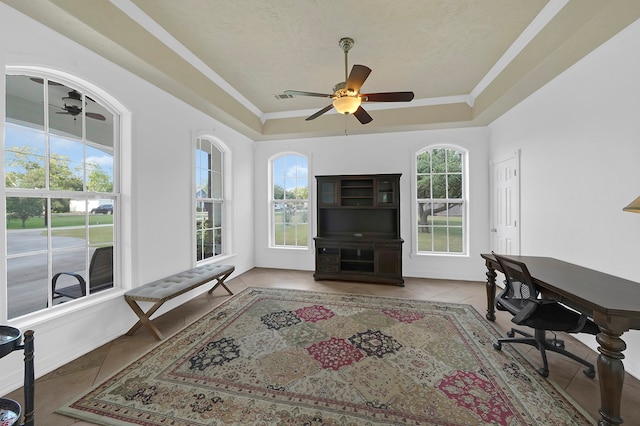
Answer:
320;181;336;204
377;179;396;204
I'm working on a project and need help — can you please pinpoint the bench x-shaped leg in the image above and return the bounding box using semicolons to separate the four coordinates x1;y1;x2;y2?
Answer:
124;298;167;340
125;269;234;340
207;271;234;295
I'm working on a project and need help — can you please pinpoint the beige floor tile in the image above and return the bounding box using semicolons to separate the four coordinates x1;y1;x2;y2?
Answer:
3;267;640;425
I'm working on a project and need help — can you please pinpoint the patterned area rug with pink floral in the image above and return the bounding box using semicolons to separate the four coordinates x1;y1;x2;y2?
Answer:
58;287;593;425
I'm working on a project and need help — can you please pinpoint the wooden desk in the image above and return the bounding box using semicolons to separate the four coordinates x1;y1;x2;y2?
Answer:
481;253;640;426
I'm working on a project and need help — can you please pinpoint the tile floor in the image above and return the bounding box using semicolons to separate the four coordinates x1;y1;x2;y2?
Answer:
3;267;640;425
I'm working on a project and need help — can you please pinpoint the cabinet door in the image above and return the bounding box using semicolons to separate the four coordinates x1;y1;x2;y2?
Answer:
318;178;339;206
376;177;398;206
375;249;401;276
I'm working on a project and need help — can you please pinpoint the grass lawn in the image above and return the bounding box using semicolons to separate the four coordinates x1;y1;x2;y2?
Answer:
7;213;114;244
418;216;463;253
274;210;308;246
6;213;113;229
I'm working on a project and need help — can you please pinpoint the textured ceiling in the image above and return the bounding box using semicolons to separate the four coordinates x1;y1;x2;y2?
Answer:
3;0;640;140
130;0;545;112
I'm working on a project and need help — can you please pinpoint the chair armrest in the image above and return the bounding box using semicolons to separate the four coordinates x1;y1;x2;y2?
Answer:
52;272;87;298
511;297;557;324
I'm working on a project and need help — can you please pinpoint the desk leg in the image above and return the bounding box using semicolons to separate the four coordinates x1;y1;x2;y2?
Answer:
596;329;626;426
485;263;497;321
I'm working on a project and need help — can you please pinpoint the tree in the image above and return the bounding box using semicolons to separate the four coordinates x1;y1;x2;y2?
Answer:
273;183;285;200
87;162;113;192
291;186;308;200
5;145;84;225
50;155;82;191
6;197;44;228
417;148;463;232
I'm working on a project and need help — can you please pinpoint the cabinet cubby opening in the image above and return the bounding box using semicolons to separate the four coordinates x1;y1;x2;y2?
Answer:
318;209;398;238
341;248;374;262
341;179;373;187
340;262;375;273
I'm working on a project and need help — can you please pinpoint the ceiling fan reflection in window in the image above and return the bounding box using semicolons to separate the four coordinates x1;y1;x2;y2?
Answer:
31;77;106;121
284;37;414;124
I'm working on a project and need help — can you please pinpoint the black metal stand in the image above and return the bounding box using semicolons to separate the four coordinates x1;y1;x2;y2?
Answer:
19;330;35;426
0;328;34;426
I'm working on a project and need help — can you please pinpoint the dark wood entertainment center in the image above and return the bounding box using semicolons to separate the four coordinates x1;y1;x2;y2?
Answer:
314;174;403;286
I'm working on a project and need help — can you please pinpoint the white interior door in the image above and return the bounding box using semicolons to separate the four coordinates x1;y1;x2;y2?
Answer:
491;153;520;254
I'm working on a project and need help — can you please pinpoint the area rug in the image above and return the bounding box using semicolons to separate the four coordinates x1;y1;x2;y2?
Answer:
58;287;593;425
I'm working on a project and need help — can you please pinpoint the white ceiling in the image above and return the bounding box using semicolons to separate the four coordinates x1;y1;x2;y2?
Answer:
3;0;640;140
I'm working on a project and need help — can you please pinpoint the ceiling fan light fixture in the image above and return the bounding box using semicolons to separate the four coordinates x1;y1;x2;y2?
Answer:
62;90;83;109
62;96;82;109
333;95;361;114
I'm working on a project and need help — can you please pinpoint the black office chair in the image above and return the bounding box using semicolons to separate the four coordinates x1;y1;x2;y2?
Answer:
491;252;600;378
52;246;114;300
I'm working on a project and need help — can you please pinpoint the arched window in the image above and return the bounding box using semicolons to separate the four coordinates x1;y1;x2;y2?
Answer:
195;137;226;262
3;72;119;319
271;154;309;248
416;146;466;254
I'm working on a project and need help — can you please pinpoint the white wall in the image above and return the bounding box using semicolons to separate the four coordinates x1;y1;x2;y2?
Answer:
489;18;640;377
5;0;639;396
0;4;254;395
253;127;491;281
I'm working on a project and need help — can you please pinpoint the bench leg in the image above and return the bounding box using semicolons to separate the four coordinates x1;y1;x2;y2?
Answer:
208;271;234;295
124;298;166;340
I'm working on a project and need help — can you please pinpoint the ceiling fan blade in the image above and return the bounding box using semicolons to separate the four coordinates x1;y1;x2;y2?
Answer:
305;104;334;121
285;90;333;98
346;65;371;92
86;112;106;121
362;92;415;102
353;106;373;124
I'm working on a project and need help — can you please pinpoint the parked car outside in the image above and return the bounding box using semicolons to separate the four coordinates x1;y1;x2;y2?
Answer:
91;204;113;215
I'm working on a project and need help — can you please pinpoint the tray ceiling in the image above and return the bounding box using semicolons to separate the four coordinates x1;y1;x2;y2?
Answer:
3;0;640;140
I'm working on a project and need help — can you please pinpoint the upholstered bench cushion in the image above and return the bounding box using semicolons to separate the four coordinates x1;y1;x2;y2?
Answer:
125;264;235;302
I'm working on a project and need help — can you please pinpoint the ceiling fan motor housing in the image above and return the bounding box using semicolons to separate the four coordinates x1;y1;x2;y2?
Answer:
332;82;357;97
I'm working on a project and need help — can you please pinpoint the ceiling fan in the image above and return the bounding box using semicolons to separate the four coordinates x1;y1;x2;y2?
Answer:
284;37;414;124
53;90;106;121
31;78;106;121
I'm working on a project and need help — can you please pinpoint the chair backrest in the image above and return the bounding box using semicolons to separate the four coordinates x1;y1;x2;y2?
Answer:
89;246;114;290
492;252;539;313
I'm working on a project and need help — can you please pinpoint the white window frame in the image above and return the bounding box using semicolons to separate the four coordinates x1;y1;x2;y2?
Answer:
269;152;310;249
413;144;468;256
2;67;128;322
193;135;232;263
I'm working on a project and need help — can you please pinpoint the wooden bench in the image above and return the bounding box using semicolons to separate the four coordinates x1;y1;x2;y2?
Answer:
124;263;234;340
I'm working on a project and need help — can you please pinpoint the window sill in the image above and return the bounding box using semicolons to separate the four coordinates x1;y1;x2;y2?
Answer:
410;252;469;259
268;246;312;251
196;252;237;266
8;287;127;331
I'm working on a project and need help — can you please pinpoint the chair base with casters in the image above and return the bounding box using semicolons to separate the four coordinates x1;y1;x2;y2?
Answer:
493;327;596;378
490;252;600;379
